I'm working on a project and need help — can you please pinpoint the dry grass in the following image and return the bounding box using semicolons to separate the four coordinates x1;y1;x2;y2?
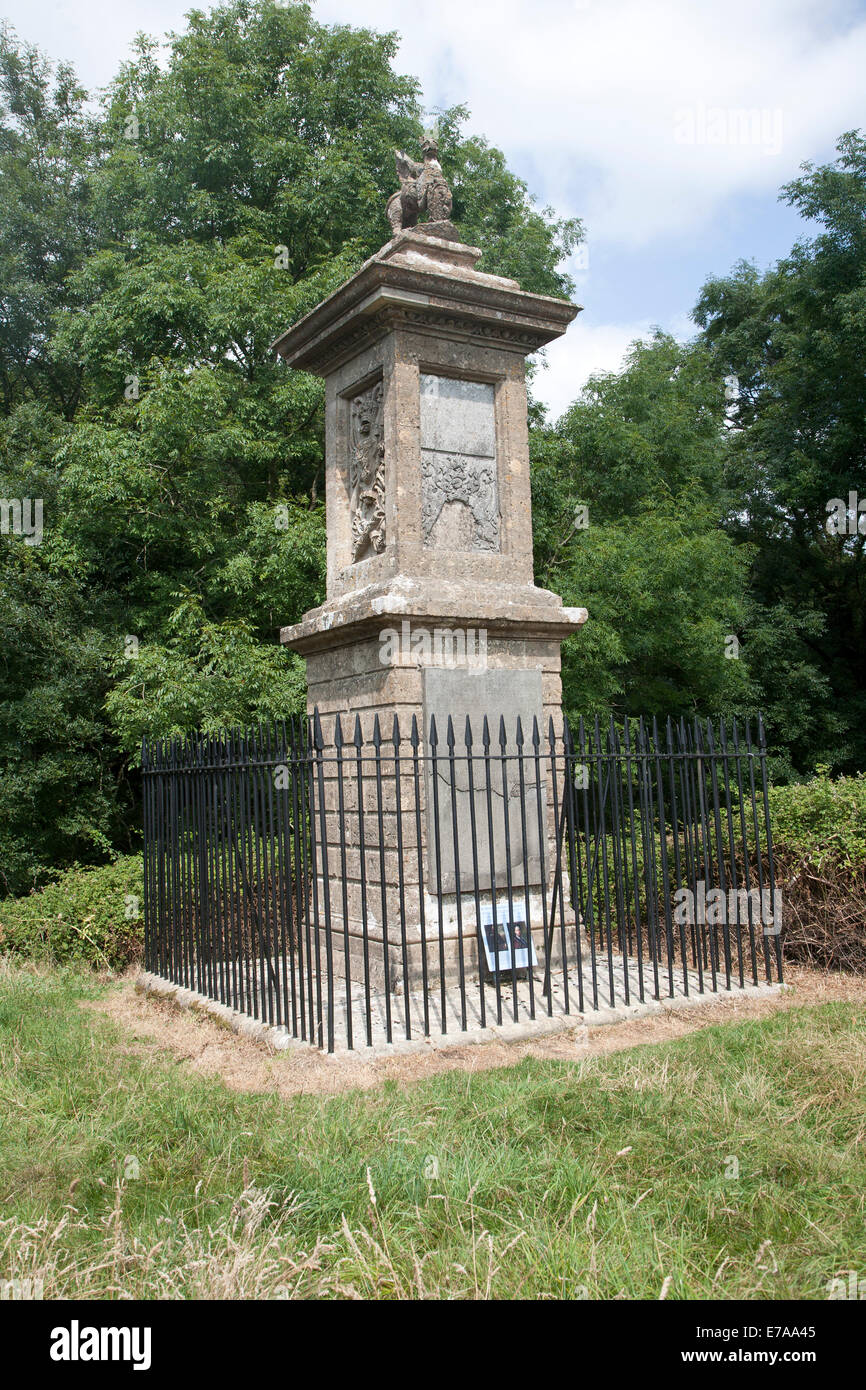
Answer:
80;963;866;1099
775;852;866;971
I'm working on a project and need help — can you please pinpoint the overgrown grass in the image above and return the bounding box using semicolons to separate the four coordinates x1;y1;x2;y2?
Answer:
0;962;863;1299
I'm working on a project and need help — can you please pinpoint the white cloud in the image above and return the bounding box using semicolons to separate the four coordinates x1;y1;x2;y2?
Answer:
5;0;862;412
534;318;651;420
3;1;181;94
9;1;863;250
317;0;866;247
532;307;698;419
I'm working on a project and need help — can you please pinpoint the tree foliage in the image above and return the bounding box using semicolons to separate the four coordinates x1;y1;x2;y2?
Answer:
693;131;866;773
0;2;580;892
2;5;863;895
532;334;752;722
531;133;866;781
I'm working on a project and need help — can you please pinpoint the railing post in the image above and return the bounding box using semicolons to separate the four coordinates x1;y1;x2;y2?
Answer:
758;714;782;983
139;707;781;1053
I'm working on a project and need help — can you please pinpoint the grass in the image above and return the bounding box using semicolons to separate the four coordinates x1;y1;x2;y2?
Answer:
0;960;863;1299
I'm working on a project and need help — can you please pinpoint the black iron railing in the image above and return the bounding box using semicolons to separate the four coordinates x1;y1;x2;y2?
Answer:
142;712;781;1052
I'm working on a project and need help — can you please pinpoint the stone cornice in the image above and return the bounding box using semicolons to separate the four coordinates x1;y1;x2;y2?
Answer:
272;232;581;377
281;576;588;655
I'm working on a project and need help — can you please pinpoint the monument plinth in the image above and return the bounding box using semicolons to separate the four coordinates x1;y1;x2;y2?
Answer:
274;149;586;990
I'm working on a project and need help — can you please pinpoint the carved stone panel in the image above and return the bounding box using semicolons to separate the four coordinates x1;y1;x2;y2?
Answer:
348;382;385;563
420;374;500;551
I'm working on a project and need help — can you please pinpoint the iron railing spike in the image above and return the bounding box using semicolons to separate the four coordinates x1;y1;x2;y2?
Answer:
140;701;782;1051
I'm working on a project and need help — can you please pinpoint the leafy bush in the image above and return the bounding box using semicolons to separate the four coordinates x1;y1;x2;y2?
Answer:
767;769;866;876
0;856;143;970
767;771;866;970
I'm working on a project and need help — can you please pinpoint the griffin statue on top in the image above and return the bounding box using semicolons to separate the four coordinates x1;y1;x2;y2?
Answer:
387;134;454;235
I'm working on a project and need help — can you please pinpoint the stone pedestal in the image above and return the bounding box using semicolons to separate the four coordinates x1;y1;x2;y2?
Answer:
274;224;586;992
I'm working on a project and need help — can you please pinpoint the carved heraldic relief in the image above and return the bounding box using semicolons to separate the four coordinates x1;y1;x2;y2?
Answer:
349;383;386;563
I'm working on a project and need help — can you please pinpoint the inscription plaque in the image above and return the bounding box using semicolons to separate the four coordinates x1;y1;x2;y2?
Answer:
422;667;545;893
420;374;500;551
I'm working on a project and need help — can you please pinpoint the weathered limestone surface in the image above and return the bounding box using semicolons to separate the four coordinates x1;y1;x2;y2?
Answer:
274;208;586;991
387;137;454;235
422;667;546;892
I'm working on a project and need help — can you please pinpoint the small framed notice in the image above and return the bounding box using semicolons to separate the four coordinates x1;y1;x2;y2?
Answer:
479;902;538;976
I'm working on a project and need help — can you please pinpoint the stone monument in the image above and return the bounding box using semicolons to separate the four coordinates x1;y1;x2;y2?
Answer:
274;142;586;992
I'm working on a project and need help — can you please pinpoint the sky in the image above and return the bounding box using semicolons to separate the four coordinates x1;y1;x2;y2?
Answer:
3;0;865;418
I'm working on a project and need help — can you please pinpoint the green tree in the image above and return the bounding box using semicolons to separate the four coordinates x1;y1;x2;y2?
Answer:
0;29;126;892
694;130;866;773
531;334;753;723
0;1;580;890
0;23;98;418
